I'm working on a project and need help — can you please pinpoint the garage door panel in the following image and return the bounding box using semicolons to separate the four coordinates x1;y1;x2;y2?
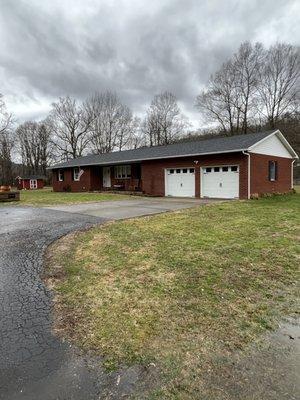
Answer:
165;168;195;197
201;166;239;199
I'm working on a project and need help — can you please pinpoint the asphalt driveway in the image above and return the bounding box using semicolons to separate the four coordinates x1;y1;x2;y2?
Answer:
0;198;205;400
0;207;105;400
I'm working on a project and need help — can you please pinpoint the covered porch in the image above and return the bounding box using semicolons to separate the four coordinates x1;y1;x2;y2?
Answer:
91;163;142;192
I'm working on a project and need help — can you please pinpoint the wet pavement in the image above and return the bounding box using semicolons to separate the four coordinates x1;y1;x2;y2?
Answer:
0;207;106;399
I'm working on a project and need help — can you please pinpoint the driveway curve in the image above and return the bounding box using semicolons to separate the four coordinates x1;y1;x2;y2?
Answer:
1;199;202;399
0;207;106;400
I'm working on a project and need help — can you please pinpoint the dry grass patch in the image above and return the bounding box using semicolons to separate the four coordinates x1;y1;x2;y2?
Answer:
15;187;136;206
45;192;300;398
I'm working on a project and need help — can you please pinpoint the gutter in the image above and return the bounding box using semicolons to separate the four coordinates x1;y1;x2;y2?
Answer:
242;151;251;199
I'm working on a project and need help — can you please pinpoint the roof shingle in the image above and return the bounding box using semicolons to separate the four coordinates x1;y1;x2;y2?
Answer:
48;130;276;169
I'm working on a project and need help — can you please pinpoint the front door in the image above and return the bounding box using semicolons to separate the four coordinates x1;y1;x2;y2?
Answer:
30;179;37;189
103;167;111;188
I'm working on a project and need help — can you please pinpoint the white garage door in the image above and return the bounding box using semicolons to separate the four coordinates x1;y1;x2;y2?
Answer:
165;168;195;197
201;165;239;199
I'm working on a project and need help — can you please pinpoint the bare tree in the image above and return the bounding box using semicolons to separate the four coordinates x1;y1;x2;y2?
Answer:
257;43;300;128
196;42;300;135
233;42;263;133
0;94;14;184
143;91;189;146
85;91;137;154
196;61;238;134
126;117;147;149
196;42;263;134
49;96;92;160
16;120;53;175
0;94;13;135
0;132;13;185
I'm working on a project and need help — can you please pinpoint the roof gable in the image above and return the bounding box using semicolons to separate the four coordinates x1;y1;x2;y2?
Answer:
248;130;298;159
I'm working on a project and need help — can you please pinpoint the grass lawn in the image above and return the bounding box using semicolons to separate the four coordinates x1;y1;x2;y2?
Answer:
2;187;135;206
46;192;300;399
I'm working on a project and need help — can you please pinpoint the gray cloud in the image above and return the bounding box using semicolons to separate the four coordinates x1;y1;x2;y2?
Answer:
0;0;299;126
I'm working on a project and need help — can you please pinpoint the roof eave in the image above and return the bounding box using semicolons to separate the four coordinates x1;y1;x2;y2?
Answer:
47;148;249;170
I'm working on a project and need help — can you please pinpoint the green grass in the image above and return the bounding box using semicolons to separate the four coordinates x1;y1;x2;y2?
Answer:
1;187;135;206
46;192;300;398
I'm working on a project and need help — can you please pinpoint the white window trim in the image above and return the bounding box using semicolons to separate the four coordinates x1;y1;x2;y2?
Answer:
166;167;195;175
114;165;131;179
73;167;80;181
30;179;37;189
58;169;64;182
269;161;276;182
202;165;239;174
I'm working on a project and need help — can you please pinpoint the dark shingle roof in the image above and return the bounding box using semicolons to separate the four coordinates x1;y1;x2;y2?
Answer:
17;175;46;180
48;130;276;170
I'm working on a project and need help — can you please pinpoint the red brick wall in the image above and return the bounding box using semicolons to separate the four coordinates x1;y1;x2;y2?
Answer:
141;153;249;199
52;165;141;192
52;153;292;197
52;167;92;192
250;153;293;196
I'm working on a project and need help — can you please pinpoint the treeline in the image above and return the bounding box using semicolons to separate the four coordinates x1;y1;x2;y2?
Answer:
0;41;299;185
0;91;189;184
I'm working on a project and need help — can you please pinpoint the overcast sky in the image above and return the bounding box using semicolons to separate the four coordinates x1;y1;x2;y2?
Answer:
1;0;299;128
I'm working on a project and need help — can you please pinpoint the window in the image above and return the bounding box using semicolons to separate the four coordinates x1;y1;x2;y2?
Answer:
30;179;37;189
222;166;228;172
190;168;195;174
182;168;187;173
176;169;181;174
115;165;131;179
169;169;174;174
231;166;238;172
73;167;80;181
205;167;211;173
269;161;277;181
58;169;64;182
214;167;220;172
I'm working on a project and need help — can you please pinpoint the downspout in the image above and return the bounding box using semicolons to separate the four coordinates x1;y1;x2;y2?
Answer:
291;159;296;189
242;151;251;199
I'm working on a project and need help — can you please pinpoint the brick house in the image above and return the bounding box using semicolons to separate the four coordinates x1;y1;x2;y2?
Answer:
48;130;298;199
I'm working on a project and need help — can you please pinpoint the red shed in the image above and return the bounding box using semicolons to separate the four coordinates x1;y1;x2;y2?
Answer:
16;175;45;190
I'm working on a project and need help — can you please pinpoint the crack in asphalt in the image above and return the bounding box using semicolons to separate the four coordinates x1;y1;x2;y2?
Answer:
0;207;107;400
